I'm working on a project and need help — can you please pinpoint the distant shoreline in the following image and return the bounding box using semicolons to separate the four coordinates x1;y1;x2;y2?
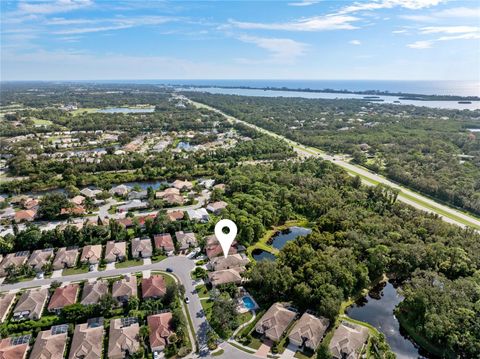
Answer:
174;84;480;102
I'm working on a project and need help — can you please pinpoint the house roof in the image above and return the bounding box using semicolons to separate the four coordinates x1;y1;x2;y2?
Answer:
142;275;167;299
162;193;185;205
148;312;174;349
69;322;104;359
30;328;67;359
288;313;330;350
60;206;85;215
112;275;137;300
0;252;29;275
48;284;79;310
208;267;244;286
71;195;85;206
186;208;209;221
24;199;39;210
27;249;54;271
108;318;140;359
329;321;369;359
131;238;153;257
172;180;193;190
80;245;102;264
154;234;174;251
14;288;48;318
175;231;197;250
14;209;36;222
256;303;296;342
80;188;101;198
205;235;237;259
0;293;16;323
104;241;126;262
210;254;249;271
81;281;109;305
206;201;228;212
0;337;29;359
155;188;180;198
167;210;184;221
52;247;78;269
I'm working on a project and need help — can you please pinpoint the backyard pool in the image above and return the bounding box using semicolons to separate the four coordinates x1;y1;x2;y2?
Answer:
242;296;256;310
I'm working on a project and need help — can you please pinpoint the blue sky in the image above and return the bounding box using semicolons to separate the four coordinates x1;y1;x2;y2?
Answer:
1;0;479;81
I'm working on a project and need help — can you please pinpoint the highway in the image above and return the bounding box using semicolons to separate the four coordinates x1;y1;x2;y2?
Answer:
187;97;480;231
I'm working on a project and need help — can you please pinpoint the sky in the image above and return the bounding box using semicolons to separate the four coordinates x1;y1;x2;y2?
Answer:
1;0;479;81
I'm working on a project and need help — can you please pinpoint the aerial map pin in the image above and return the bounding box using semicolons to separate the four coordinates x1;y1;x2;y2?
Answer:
214;219;238;258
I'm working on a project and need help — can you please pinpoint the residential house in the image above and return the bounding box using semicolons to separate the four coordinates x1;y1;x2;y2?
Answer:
14;209;36;223
255;303;297;342
288;312;330;351
0;207;15;220
71;195;85;206
117;200;148;213
27;248;54;272
213;183;225;191
131;238;153;259
205;234;237;259
80;188;102;198
30;325;68;359
172;180;193;191
162;193;185;205
154;233;175;255
80;244;102;264
0;293;15;323
148;312;174;353
0;335;30;359
104;241;126;263
23;198;39;210
53;247;79;270
142;275;167;299
128;190;148;200
108;317;140;359
48;284;79;314
206;201;228;215
112;275;138;304
69;318;104;359
60;205;86;216
166;210;184;222
208;267;244;287
110;184;130;197
209;253;250;271
0;251;29;277
199;179;215;189
186;208;209;222
12;288;48;320
155;187;180;199
81;281;109;305
329;321;369;359
117;217;133;228
175;231;197;253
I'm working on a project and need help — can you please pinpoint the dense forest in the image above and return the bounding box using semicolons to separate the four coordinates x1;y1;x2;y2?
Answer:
185;92;480;216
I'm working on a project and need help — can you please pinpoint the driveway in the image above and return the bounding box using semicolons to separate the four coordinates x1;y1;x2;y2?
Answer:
280;344;297;359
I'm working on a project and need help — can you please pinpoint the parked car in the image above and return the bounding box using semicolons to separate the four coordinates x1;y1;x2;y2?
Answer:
184;297;190;304
166;268;173;273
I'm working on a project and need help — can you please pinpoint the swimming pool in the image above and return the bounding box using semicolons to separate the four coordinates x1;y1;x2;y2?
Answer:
242;296;256;310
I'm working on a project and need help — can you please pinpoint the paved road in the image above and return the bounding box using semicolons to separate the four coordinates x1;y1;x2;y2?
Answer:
187;97;480;231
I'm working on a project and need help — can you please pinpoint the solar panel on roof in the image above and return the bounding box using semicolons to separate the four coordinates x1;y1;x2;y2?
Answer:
120;317;137;327
66;246;78;251
51;324;68;335
11;334;31;345
15;251;29;257
87;317;104;328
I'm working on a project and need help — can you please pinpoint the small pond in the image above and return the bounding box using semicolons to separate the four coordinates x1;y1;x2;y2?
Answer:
124;180;169;190
251;249;275;261
98;107;155;113
269;226;312;250
347;282;431;359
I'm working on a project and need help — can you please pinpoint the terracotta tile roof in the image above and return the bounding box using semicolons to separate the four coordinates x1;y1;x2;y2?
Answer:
30;328;67;359
255;303;296;342
81;281;109;305
80;245;102;264
48;284;79;311
71;195;85;206
117;217;133;228
52;247;78;270
27;248;54;272
14;209;36;222
108;318;140;359
208;267;244;287
148;312;174;350
0;294;15;323
69;322;104;359
167;210;184;222
104;241;126;262
112;275;137;302
154;234;174;252
131;238;153;258
13;288;48;320
0;337;29;359
0;252;29;276
209;254;249;271
142;275;167;299
205;235;237;259
172;180;193;190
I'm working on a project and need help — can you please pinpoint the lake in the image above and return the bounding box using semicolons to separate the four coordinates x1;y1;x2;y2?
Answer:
347;282;431;359
268;226;312;250
182;87;480;110
252;249;276;261
98;107;155;113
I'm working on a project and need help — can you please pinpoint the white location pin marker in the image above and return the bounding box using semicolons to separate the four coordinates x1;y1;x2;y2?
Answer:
215;219;238;258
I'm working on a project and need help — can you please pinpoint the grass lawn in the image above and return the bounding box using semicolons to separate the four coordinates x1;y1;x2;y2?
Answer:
71;108;98;116
211;349;224;356
115;258;143;269
151;255;167;263
229;341;256;354
294;350;315;359
151;271;176;287
63;266;89;276
32;118;53;125
200;299;214;321
238;311;253;325
195;284;209;299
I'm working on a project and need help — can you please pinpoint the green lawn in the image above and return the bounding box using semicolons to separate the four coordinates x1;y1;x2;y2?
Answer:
211;349;224;357
115;258;143;269
151;255;167;263
63;266;89;276
195;284;209;299
200;299;214;321
32;118;53;125
238;311;253;325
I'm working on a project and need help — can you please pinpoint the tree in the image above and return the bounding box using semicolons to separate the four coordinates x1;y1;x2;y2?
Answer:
38;193;70;219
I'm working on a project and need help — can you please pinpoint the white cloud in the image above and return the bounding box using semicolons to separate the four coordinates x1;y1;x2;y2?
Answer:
434;7;480;18
408;26;480;49
18;0;93;15
338;0;442;14
228;15;359;32
237;35;308;63
392;29;408;34
349;39;361;45
420;26;479;34
407;40;433;49
288;1;320;6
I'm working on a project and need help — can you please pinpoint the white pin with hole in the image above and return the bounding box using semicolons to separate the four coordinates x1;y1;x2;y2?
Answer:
215;219;238;258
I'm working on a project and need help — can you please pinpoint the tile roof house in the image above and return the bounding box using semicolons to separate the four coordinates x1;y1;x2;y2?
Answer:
329;321;369;359
209;253;250;271
162;193;185;205
112;275;138;304
110;184;130;197
60;205;86;216
80;244;103;264
206;201;228;214
0;251;29;277
27;248;54;272
80;188;102;198
69;319;104;359
186;208;209;222
156;187;180;198
71;195;85;206
255;303;297;342
30;325;68;359
52;247;79;270
0;293;16;323
288;312;330;351
131;238;153;258
0;336;30;359
167;210;184;222
172;179;193;191
81;281;109;305
208;267;244;287
23;198;39;210
104;241;126;262
154;233;175;254
205;234;237;259
14;209;36;223
117;217;133;228
148;312;174;353
108;318;140;359
175;231;197;253
142;275;167;299
128;190;148;200
48;284;79;313
13;288;49;320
